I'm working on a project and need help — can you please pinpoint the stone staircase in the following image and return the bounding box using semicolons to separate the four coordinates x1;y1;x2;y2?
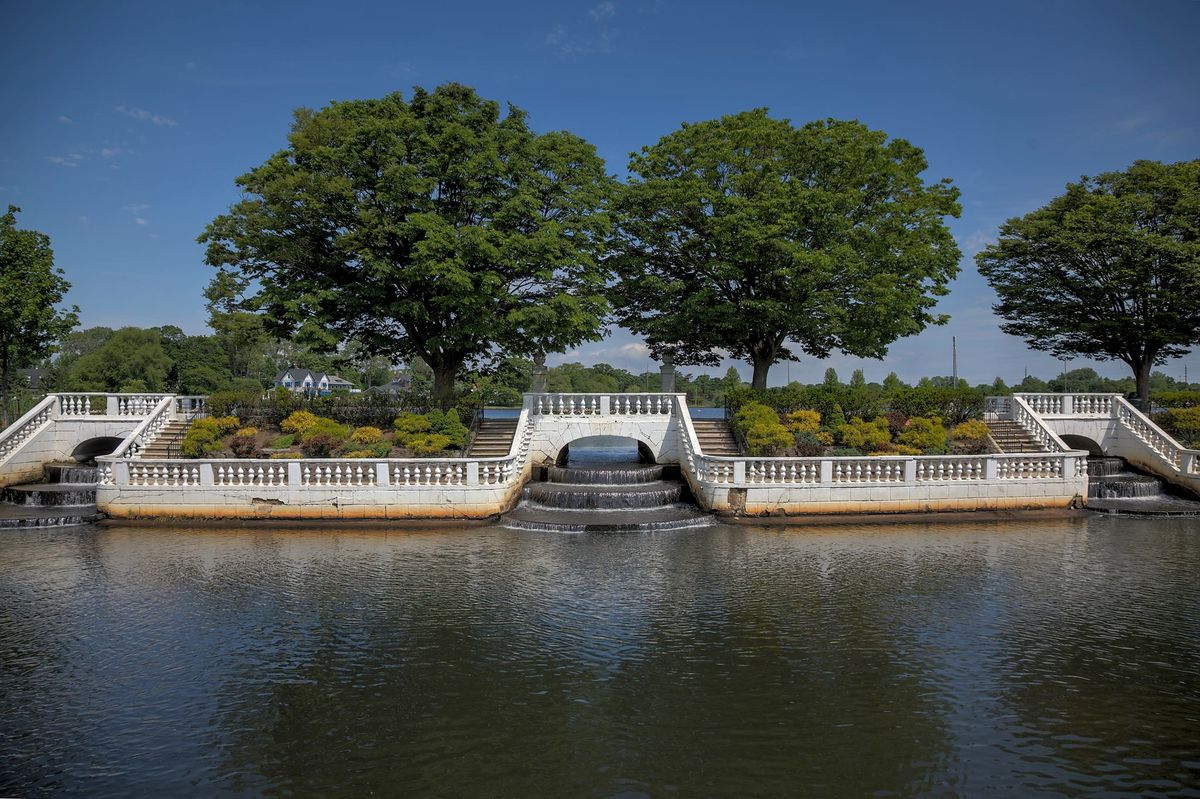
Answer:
692;419;741;456
467;418;519;457
140;419;191;459
985;419;1048;453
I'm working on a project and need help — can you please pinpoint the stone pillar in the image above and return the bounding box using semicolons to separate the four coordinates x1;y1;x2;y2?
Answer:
531;353;547;394
659;352;676;394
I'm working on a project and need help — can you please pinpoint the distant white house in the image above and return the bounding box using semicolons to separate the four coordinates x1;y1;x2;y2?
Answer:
368;374;414;395
273;368;358;396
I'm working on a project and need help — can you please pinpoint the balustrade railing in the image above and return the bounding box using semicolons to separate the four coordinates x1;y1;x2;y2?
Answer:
1014;393;1116;416
0;396;56;461
1113;397;1192;471
109;396;174;459
1009;396;1070;452
528;392;675;416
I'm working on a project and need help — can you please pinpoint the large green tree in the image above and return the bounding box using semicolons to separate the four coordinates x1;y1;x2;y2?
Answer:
610;110;962;389
0;206;78;424
200;83;616;407
64;327;172;392
977;159;1200;407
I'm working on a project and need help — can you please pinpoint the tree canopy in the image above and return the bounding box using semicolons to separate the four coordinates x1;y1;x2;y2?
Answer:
610;110;962;389
0;206;77;424
200;83;616;406
976;159;1200;406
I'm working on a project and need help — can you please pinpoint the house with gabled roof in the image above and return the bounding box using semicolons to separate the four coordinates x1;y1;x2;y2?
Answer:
273;368;358;396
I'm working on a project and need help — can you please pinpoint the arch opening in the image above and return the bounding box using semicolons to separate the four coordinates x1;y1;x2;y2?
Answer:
1060;434;1104;456
71;437;124;462
555;435;657;467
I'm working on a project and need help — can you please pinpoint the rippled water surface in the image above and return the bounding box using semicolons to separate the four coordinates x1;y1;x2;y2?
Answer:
3;516;1200;797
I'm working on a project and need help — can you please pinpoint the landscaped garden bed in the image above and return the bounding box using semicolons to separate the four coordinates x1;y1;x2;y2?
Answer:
180;409;473;459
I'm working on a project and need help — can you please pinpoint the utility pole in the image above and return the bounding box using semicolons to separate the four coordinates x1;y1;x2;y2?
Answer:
952;336;958;387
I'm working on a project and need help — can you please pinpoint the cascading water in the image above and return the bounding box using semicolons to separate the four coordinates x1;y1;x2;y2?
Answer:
503;448;712;533
1087;457;1200;516
0;462;101;528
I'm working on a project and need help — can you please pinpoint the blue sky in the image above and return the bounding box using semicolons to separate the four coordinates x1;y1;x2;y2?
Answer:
2;0;1197;386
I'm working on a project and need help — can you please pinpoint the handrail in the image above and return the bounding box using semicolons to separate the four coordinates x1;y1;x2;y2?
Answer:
164;398;210;459
1009;395;1072;452
0;394;58;462
109;396;175;459
1112;395;1198;473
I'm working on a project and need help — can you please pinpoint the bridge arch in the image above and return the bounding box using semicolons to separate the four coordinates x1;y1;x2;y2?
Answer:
1060;434;1104;456
70;436;126;462
554;435;658;467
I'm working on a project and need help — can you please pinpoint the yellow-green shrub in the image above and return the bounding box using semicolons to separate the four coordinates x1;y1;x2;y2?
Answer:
299;417;350;443
182;417;223;458
269;451;303;459
783;409;821;434
897;416;948;453
950;420;990;442
735;402;792;456
281;410;319;436
1165;406;1200;447
869;443;922;456
350;426;383;444
213;415;240;435
406;433;452;456
393;413;432;442
343;449;374;459
815;431;834;446
234;427;257;438
838;417;891;450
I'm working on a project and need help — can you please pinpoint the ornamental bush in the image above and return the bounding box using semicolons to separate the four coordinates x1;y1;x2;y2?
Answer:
1163;406;1200;447
783;409;821;434
406;433;453;456
897;416;949;453
181;417;223;458
350;426;383;444
393;413;432;442
838;417;891;450
735;402;792;456
428;409;468;449
950;419;992;454
300;432;343;458
269;451;303;459
270;434;295;449
230;428;260;459
281;410;320;436
213;415;240;435
793;431;824;457
299;417;350;444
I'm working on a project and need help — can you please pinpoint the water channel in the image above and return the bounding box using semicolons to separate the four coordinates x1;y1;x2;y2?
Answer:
2;512;1199;796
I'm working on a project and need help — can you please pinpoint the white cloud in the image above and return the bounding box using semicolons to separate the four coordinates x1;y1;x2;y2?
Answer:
547;3;618;56
589;1;615;21
46;155;79;167
135;218;149;226
124;203;150;226
100;147;123;158
114;105;178;127
56;115;72;124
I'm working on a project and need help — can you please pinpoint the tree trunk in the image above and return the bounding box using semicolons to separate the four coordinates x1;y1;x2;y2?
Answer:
430;358;460;410
1134;356;1153;411
1;352;9;429
750;355;773;391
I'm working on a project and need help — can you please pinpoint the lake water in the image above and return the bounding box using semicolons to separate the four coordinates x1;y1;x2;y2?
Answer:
2;515;1199;796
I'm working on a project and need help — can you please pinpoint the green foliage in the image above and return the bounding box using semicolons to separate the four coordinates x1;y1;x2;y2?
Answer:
977;159;1200;405
299;417;350;444
213;416;240;435
200;83;617;407
230;429;260;458
269;451;303;459
793;431;824;457
349;426;383;444
64;327;172;392
838;417;891;450
783;409;821;434
950;420;991;441
734;402;792;456
393;413;432;440
1160;407;1200;447
828;447;863;457
182;417;224;458
897;416;949;453
887;385;983;426
424;409;468;449
1154;391;1200;409
300;433;343;458
405;433;453;456
269;434;295;449
281;410;320;436
0;206;79;424
611;110;961;388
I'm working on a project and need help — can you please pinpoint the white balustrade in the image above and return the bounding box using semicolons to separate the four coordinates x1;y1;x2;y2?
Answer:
215;462;288;487
1114;400;1184;469
300;461;379;487
914;457;987;481
128;461;202;487
57;394;103;416
0;397;55;460
529;393;675;416
994;455;1063;480
832;458;907;483
388;461;467;486
611;394;672;415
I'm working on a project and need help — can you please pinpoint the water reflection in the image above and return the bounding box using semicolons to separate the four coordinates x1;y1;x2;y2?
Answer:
1;517;1198;796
